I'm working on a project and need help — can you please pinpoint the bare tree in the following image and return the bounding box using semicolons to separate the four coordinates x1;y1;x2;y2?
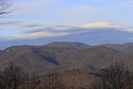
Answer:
0;0;14;17
90;63;133;89
1;62;25;89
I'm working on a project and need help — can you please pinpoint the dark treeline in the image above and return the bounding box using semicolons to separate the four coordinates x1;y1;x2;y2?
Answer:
89;63;133;89
0;62;133;89
0;62;83;89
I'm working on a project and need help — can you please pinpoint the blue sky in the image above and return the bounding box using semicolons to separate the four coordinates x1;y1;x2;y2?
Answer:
0;0;133;49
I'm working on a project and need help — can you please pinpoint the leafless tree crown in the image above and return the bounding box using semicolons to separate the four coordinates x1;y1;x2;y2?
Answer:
0;0;13;15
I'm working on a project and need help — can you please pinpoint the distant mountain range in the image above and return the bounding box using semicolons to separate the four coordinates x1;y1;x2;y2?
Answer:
45;42;133;53
45;42;91;49
102;42;133;53
0;41;133;75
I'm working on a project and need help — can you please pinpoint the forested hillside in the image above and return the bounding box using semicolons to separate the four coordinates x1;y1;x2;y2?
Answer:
0;42;133;89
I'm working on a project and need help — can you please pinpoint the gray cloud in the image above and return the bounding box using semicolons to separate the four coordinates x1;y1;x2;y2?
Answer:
22;23;125;34
21;27;53;34
0;22;131;41
21;26;83;34
19;23;127;40
0;36;16;41
17;32;71;39
0;21;23;25
23;23;44;28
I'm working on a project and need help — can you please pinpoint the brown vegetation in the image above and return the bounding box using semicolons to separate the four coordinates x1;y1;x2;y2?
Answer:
89;63;133;89
0;62;133;89
0;42;133;88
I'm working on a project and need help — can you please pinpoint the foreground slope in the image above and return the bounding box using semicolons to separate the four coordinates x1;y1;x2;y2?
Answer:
0;45;76;73
0;44;125;74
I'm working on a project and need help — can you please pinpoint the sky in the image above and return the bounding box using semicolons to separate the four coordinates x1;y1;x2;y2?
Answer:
0;0;133;49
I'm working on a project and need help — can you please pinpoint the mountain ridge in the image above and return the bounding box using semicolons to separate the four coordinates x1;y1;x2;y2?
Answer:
0;41;132;74
45;41;133;53
45;41;91;49
0;43;125;74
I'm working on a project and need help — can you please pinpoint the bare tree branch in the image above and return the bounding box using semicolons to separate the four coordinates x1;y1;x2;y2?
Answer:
0;0;14;16
90;63;133;89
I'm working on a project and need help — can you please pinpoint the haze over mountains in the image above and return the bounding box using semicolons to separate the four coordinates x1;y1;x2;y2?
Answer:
0;41;133;74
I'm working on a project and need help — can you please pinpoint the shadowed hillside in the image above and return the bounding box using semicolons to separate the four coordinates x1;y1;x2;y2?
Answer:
0;44;126;74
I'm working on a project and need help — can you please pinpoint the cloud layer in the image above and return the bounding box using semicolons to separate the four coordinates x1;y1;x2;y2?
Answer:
23;23;43;28
12;22;131;40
